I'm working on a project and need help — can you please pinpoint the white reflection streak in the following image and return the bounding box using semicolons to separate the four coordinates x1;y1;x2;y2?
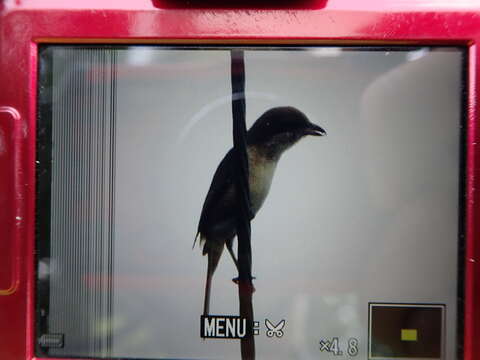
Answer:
406;48;428;62
177;91;278;144
310;48;342;58
126;49;155;67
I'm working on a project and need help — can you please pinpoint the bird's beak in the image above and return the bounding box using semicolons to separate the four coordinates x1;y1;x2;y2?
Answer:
305;123;327;137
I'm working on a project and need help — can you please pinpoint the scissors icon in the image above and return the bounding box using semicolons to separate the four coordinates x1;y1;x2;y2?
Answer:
265;319;285;338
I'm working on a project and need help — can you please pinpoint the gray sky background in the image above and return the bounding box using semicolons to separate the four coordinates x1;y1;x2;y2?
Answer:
110;47;462;359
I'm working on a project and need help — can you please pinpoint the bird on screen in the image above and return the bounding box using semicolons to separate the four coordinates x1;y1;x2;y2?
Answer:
194;106;326;315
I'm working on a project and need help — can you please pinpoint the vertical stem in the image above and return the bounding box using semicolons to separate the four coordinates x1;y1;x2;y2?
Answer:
231;50;255;360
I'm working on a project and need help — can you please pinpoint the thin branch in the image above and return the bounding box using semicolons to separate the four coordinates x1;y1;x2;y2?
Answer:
231;49;255;360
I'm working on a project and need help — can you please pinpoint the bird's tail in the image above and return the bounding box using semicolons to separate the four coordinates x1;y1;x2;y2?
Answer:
193;231;203;250
203;244;224;316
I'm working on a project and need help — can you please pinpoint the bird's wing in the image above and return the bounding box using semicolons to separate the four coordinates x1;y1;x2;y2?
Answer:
196;149;235;238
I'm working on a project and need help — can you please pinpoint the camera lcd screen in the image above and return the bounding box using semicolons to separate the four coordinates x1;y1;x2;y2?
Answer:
36;45;465;359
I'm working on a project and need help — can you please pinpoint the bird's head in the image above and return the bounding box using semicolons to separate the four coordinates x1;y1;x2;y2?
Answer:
247;106;326;157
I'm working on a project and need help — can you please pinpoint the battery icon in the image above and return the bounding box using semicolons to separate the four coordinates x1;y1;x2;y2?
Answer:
368;303;444;359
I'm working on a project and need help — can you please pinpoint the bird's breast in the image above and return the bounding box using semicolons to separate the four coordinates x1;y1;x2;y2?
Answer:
247;147;278;214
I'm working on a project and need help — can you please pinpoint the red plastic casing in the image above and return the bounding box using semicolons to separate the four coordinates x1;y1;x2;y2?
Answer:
1;0;479;359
